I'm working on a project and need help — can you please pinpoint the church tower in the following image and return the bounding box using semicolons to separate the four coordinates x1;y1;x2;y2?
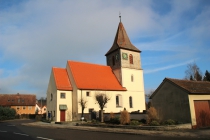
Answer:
105;18;144;93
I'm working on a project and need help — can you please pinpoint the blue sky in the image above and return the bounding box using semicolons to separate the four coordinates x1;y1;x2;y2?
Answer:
0;0;210;99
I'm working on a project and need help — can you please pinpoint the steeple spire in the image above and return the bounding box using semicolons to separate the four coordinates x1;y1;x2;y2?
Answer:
105;18;141;56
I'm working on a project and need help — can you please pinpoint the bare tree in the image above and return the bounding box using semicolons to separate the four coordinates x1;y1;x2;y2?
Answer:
145;90;154;109
78;98;88;118
185;62;202;81
94;92;111;122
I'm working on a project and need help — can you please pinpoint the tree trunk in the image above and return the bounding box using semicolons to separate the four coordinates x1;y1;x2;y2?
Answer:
82;107;84;117
100;109;104;122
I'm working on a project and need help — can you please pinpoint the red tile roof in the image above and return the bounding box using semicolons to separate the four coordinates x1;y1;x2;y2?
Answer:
0;93;36;106
166;78;210;94
105;22;141;56
52;67;72;90
67;61;126;91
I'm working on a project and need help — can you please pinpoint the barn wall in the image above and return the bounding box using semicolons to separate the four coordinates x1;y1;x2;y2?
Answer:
151;81;191;123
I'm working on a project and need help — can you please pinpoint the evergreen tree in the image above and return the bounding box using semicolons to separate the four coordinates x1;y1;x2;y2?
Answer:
203;70;210;81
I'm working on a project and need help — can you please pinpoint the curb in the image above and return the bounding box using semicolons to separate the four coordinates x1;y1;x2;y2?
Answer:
21;122;210;138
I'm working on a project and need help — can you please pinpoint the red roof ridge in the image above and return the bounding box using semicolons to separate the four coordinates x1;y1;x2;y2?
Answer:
67;60;108;67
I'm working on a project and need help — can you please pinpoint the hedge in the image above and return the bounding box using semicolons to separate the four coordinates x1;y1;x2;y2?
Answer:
0;106;16;120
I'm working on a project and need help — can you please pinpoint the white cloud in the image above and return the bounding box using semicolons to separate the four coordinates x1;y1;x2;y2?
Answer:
144;59;197;74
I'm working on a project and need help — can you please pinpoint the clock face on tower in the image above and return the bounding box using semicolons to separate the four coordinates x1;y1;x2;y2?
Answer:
122;53;128;60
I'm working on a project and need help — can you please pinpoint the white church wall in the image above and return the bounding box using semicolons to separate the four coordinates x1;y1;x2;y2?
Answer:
77;90;146;114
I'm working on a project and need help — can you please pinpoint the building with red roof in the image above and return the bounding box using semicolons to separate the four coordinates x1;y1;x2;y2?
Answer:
46;18;146;122
0;93;36;115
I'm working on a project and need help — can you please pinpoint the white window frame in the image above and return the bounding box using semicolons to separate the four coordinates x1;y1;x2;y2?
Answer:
60;93;66;99
28;106;32;110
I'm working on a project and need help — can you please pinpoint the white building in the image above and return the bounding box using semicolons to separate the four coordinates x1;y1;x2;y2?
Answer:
46;20;146;122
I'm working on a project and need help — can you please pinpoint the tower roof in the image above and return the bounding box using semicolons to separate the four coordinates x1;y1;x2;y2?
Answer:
105;21;141;56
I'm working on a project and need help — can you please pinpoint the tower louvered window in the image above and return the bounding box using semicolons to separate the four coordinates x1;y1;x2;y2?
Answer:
129;54;133;64
112;56;115;66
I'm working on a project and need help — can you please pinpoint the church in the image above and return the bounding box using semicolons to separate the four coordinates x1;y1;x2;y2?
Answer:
46;18;146;122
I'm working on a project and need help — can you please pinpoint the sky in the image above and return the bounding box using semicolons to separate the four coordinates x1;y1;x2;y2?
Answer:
0;0;210;99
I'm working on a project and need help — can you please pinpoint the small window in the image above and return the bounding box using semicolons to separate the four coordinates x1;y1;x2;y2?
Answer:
131;74;134;82
8;99;10;102
51;93;53;101
116;94;122;107
60;93;66;99
18;99;20;103
112;56;115;66
23;106;26;110
28;106;32;110
129;54;133;64
129;96;133;108
12;99;14;102
116;96;119;106
86;92;90;96
22;99;24;103
16;106;20;110
44;108;46;111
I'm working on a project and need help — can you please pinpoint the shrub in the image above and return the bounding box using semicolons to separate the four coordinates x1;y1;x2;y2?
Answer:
109;112;114;119
120;109;130;125
0;107;16;120
139;119;147;124
164;119;176;125
147;107;158;124
130;120;140;125
150;120;160;126
109;117;120;124
91;119;100;124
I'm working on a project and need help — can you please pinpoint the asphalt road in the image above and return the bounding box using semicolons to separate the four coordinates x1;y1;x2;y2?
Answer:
0;120;209;140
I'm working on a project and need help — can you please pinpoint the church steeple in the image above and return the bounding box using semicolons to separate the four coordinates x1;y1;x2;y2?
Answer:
105;20;141;56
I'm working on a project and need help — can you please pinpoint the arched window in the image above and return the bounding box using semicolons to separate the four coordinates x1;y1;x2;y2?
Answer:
116;94;122;107
112;56;115;66
129;54;133;64
129;96;133;108
131;74;134;82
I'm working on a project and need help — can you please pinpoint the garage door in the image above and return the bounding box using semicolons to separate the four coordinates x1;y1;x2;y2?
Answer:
194;100;210;128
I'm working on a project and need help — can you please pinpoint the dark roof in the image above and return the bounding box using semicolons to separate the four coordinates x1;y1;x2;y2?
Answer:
166;78;210;94
105;22;141;56
0;93;36;106
151;78;210;99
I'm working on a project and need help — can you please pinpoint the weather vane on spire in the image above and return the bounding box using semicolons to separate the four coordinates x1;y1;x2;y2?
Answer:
119;11;121;22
